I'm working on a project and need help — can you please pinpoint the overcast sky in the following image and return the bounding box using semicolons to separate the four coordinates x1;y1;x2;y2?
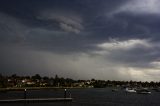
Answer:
0;0;160;81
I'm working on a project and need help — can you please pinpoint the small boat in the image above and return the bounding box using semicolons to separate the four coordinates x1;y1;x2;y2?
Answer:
125;88;136;93
136;89;151;94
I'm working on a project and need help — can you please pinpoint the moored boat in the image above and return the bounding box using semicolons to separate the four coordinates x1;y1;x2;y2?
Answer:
136;89;151;94
125;88;136;93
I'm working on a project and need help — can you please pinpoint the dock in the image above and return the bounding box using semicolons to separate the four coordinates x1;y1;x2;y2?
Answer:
0;98;73;103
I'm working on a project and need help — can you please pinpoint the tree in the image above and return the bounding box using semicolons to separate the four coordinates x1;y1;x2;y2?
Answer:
54;75;59;87
0;74;7;88
32;74;41;80
43;76;49;81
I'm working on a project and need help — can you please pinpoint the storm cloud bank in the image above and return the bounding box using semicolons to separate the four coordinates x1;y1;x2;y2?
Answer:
0;0;160;81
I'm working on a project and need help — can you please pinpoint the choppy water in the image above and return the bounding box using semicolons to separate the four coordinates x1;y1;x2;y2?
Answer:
0;88;160;106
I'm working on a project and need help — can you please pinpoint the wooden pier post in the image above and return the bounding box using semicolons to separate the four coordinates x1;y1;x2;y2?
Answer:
64;89;67;98
69;92;72;98
24;89;27;99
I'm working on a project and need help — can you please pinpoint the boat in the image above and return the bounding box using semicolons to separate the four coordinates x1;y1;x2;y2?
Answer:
136;89;151;94
125;88;136;93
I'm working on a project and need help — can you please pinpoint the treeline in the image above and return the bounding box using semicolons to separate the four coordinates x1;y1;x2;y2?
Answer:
91;79;160;88
0;74;160;88
0;74;7;88
0;74;75;88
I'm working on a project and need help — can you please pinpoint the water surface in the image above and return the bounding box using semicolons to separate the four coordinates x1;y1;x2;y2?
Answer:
0;88;160;106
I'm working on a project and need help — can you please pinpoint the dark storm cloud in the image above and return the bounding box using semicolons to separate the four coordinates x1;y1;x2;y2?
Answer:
0;0;160;81
0;0;157;49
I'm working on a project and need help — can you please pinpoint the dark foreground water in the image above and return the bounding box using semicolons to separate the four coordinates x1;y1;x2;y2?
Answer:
0;88;160;106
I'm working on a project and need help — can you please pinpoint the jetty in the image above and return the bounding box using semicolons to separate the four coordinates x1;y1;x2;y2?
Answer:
0;98;73;103
0;88;73;103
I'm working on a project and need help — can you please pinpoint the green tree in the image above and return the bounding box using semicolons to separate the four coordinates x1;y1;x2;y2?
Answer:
0;74;7;88
32;74;41;80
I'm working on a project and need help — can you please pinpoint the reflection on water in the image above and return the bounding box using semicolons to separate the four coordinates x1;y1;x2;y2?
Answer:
0;88;160;106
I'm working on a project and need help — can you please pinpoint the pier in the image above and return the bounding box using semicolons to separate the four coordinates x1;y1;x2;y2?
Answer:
0;98;73;103
0;88;73;103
